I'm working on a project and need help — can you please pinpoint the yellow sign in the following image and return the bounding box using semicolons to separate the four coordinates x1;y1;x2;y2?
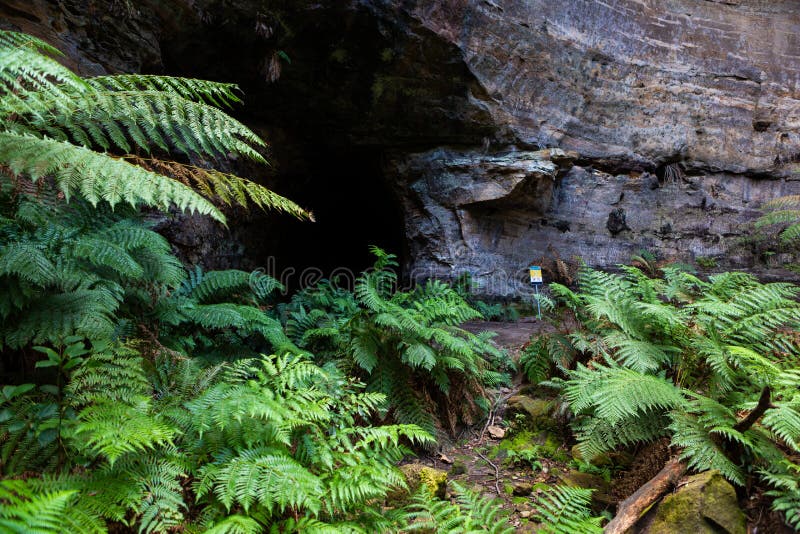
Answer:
529;266;543;284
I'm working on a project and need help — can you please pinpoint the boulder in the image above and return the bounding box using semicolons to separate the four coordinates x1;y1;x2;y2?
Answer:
506;395;555;431
399;462;448;499
643;470;746;534
512;481;534;496
558;469;613;507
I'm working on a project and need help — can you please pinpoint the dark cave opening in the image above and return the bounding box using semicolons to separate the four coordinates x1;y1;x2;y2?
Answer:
155;5;412;289
155;0;490;288
242;146;406;292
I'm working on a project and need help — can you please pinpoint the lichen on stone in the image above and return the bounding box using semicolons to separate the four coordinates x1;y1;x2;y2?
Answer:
399;462;448;499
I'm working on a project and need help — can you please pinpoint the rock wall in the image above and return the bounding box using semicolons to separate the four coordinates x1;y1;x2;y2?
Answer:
390;147;796;295
5;0;800;294
386;0;800;293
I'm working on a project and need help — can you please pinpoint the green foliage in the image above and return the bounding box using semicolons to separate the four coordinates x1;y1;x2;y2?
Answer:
504;447;543;471
0;29;514;534
0;479;105;534
2;345;433;532
531;485;604;534
520;332;577;384
695;255;718;270
452;272;537;321
402;482;514;533
761;460;800;531
538;265;800;528
0;188;294;361
755;195;800;244
280;247;510;436
0;195;183;349
0;30;308;224
156;265;295;360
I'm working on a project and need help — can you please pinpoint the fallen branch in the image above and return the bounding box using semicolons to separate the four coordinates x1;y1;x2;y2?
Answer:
604;457;687;534
734;386;772;433
606;388;773;533
478;410;495;444
476;451;501;495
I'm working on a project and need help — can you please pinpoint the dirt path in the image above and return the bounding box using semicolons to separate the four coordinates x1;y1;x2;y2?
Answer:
462;318;554;349
425;319;567;531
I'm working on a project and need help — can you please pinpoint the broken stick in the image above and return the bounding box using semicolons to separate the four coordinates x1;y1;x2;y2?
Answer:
604;457;687;534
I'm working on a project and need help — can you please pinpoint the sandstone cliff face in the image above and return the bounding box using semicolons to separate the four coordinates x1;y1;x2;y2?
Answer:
5;0;800;294
386;0;800;293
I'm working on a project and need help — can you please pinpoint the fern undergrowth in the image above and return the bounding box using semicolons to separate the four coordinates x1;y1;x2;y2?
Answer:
523;264;800;530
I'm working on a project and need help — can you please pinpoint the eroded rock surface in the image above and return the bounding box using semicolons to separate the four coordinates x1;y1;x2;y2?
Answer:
6;0;800;293
389;0;800;293
390;147;800;294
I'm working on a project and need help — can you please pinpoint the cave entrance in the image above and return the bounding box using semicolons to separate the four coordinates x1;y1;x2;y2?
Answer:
156;3;415;291
244;146;405;293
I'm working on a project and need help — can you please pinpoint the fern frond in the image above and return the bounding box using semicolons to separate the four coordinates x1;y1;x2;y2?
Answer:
0;241;55;285
450;481;515;534
0;31;88;120
0;479;104;534
602;331;677;373
564;364;685;425
762;404;800;452
0;132;223;220
760;461;800;531
76;400;176;464
670;413;745;486
197;448;323;514
531;485;603;534
87;74;242;107
573;412;672;458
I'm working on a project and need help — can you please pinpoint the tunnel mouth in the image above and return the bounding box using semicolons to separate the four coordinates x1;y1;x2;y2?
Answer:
155;6;410;293
236;145;406;294
153;1;493;293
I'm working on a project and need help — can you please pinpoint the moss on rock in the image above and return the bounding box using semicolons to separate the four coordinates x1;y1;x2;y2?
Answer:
399;462;448;499
506;395;556;431
645;470;745;534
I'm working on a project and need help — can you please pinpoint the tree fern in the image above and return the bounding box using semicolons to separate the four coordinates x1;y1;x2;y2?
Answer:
281;247;510;435
0;29;308;224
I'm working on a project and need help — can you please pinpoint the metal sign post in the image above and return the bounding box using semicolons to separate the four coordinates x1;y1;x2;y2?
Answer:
529;265;543;319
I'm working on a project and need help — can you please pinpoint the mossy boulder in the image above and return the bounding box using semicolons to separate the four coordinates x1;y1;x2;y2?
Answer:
644;470;745;534
495;429;568;462
558;469;613;506
506;395;555;430
399;462;448;499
